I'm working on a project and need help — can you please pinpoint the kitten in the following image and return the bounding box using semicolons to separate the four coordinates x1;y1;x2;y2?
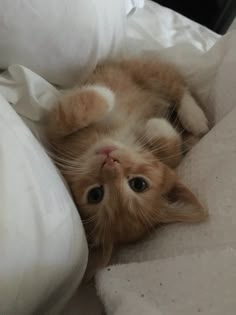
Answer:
46;58;209;278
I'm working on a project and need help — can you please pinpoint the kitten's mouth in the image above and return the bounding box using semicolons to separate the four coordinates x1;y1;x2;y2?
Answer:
101;156;120;169
95;145;121;170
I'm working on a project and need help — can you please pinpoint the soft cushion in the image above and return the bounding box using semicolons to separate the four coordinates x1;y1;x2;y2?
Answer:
0;92;88;314
0;0;126;87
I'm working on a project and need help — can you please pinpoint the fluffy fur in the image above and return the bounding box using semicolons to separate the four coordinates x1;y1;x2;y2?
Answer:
46;58;209;279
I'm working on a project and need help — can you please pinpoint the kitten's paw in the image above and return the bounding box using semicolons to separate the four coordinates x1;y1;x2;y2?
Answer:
85;85;115;112
178;92;209;136
53;85;115;136
145;118;180;140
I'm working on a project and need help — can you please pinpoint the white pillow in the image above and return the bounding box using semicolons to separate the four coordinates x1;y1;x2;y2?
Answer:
0;93;88;315
0;0;126;87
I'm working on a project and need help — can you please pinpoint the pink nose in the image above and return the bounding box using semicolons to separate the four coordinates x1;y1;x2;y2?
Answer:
96;146;116;156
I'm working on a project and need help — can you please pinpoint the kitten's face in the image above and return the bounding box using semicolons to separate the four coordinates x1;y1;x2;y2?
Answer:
67;139;178;248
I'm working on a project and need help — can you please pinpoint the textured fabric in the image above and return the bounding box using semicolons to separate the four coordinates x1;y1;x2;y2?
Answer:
97;249;236;315
96;32;236;315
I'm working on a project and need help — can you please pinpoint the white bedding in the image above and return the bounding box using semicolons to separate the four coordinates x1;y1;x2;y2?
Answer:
0;79;88;314
0;1;235;314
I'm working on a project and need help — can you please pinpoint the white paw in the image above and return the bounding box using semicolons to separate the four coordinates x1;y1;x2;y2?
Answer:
83;84;115;111
145;118;180;140
178;92;209;136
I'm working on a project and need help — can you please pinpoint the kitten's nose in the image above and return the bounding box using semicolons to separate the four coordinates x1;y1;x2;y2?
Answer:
96;146;116;156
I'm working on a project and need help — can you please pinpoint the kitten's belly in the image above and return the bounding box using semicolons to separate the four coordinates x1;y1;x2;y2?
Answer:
63;94;170;156
115;92;169;123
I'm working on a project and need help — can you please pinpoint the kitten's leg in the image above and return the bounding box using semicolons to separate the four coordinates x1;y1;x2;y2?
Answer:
120;59;209;136
145;118;182;168
47;85;115;138
177;90;209;136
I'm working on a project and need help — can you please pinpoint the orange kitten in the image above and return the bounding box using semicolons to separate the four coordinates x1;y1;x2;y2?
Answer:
46;58;209;278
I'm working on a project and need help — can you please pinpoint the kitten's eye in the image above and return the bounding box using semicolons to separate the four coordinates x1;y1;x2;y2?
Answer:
128;177;148;193
87;186;104;204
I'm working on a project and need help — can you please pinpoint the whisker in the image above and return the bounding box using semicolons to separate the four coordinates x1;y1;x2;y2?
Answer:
45;140;79;160
145;132;194;156
137;207;155;234
82;215;98;225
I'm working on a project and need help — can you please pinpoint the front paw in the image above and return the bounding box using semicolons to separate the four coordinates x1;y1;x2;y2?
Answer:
53;85;115;137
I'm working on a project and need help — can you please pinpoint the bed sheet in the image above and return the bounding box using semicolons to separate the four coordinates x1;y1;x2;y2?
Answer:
62;2;223;315
95;3;236;315
0;1;227;315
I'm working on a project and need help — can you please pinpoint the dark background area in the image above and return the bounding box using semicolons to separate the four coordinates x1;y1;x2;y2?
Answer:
153;0;236;34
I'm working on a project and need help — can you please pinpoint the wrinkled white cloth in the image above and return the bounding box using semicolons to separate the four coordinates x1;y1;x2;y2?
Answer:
125;0;219;53
126;0;144;15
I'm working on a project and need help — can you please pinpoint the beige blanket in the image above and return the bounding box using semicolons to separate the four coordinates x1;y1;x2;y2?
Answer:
96;32;236;315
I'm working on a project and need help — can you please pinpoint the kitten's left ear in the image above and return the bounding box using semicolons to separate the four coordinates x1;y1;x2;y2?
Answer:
159;166;208;223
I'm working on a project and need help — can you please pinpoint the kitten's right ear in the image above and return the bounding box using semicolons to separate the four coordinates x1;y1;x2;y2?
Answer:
47;85;114;139
159;165;208;224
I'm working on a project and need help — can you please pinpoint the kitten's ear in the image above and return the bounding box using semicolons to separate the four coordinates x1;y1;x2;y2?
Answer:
159;166;208;223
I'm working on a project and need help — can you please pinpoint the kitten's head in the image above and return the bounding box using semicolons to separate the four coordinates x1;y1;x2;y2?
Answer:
66;138;207;256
